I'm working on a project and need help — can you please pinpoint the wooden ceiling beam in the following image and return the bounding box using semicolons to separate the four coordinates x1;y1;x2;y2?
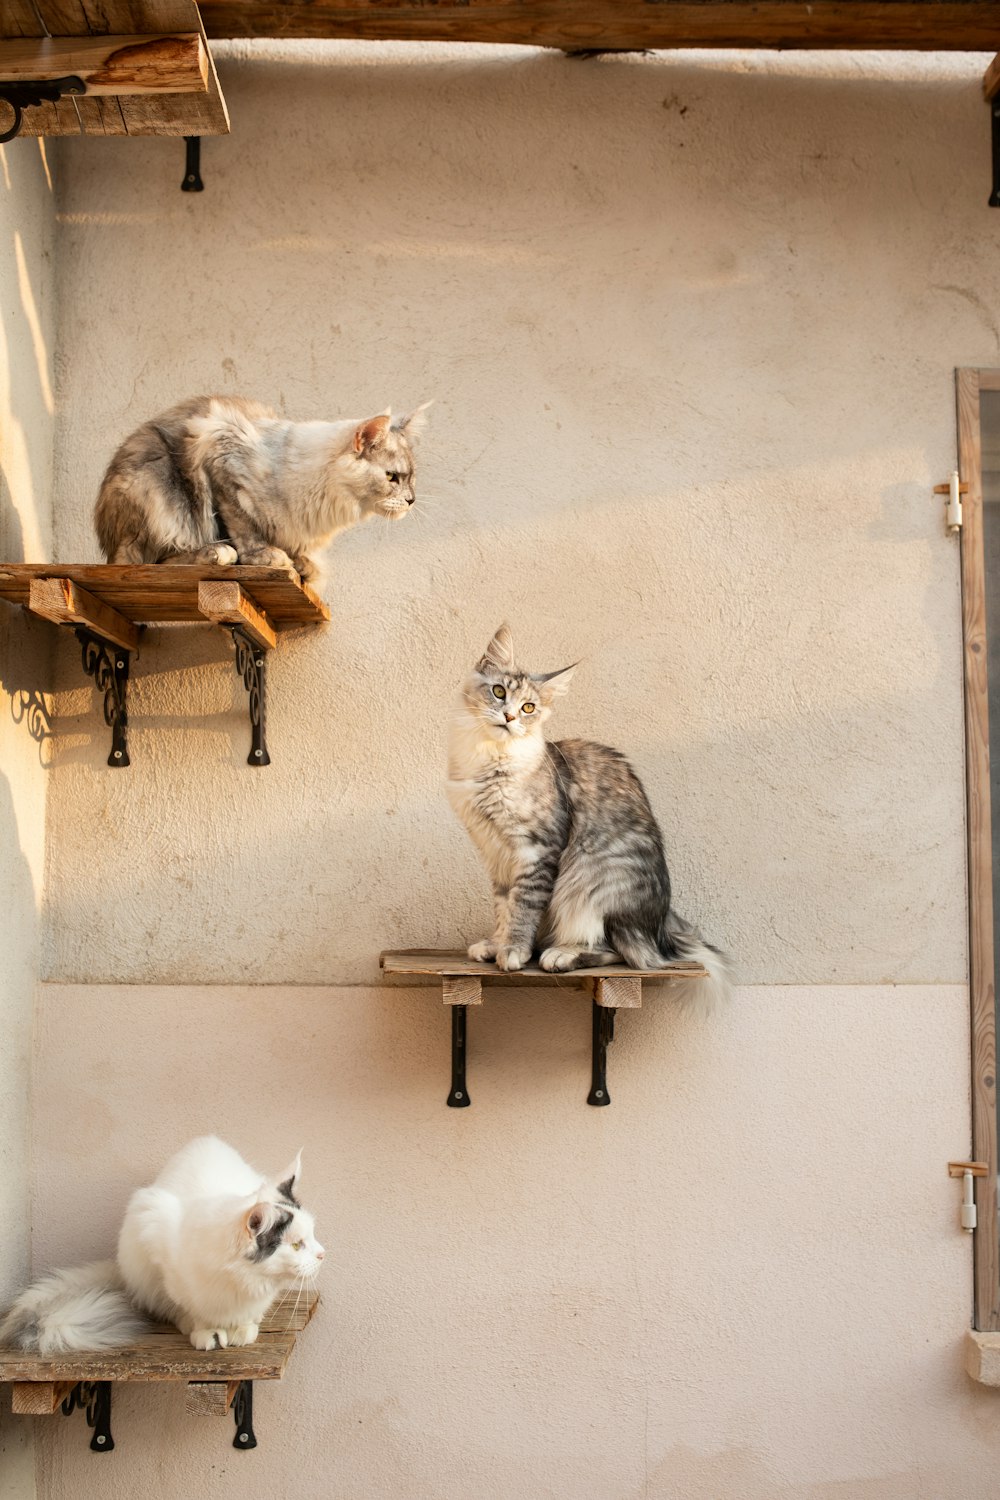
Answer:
0;34;209;95
196;1;1000;49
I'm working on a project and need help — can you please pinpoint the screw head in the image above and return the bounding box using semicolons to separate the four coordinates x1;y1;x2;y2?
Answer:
454;1091;463;1100
113;750;122;760
116;660;124;669
96;1436;106;1445
595;1090;604;1099
239;1433;249;1444
254;749;263;758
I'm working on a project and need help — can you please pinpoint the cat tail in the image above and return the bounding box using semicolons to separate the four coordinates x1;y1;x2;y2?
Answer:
0;1260;148;1355
607;911;732;1015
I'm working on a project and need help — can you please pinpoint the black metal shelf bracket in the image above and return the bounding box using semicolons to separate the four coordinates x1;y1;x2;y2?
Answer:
182;135;204;192
231;627;270;766
77;629;130;767
61;1381;114;1452
587;1001;616;1106
991;99;1000;207
447;1005;470;1107
0;76;85;143
232;1380;257;1449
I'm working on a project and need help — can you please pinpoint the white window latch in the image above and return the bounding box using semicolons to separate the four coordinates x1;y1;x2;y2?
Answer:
934;471;968;533
948;1160;988;1231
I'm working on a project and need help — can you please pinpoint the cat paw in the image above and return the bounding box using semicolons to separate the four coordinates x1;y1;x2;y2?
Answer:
539;946;582;973
226;1323;259;1346
290;553;318;583
205;544;238;566
495;945;531;972
238;546;297;572
468;940;498;962
190;1328;228;1351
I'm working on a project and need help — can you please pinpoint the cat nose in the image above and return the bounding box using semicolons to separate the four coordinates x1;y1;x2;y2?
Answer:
504;712;515;722
316;1248;325;1260
405;495;415;506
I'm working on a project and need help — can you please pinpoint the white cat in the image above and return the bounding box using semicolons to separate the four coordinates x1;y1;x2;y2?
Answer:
0;1137;324;1355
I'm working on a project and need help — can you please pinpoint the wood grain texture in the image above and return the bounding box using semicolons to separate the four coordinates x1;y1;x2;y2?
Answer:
198;581;277;650
0;1291;318;1384
380;949;707;988
28;578;142;650
0;33;207;93
957;368;1000;1332
0;564;329;629
595;975;642;1009
11;1381;76;1414
198;0;1000;46
441;975;483;1007
4;0;230;137
984;52;1000;100
184;1378;239;1415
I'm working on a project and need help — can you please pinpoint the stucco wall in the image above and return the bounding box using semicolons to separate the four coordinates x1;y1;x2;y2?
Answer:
14;42;1000;1500
43;45;976;987
0;136;55;1499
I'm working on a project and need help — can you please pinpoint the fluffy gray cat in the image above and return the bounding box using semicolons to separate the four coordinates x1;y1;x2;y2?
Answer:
447;625;730;1002
94;396;430;579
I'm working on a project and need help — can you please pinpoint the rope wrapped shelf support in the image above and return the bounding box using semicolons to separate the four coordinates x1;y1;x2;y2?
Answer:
380;950;709;1107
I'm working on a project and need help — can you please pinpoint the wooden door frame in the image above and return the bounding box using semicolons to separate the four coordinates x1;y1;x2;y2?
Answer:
958;368;1000;1329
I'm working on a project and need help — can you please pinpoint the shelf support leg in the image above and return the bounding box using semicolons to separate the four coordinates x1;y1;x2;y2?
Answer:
448;1004;470;1107
232;1379;257;1449
588;999;615;1106
76;630;129;767
231;627;270;766
61;1380;114;1451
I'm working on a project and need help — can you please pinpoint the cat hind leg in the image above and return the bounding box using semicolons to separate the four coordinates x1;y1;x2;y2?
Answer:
161;544;238;566
234;545;297;572
539;945;617;973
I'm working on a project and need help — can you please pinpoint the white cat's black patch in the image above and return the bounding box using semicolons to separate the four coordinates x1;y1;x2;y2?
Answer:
251;1210;292;1262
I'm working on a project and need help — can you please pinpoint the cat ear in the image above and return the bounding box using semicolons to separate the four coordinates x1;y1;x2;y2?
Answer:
275;1149;302;1205
392;401;433;441
480;624;515;671
353;412;392;454
533;663;577;699
243;1203;277;1240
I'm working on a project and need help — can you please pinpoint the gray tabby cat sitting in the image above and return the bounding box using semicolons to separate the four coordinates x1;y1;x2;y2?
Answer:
94;396;431;580
448;625;730;1004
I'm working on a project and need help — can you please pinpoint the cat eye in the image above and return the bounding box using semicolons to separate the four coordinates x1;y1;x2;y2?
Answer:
521;702;536;714
386;471;401;483
292;1241;304;1251
492;685;506;700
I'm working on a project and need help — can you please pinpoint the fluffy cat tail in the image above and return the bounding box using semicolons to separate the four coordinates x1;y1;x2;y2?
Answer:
608;911;732;1014
0;1261;148;1355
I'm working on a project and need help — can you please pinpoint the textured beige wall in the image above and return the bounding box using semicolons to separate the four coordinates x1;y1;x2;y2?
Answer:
43;45;977;987
0;136;56;1499
31;981;982;1500
16;42;1000;1500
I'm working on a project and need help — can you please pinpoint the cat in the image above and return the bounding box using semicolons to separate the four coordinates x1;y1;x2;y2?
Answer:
0;1136;324;1354
94;395;431;580
447;625;730;1003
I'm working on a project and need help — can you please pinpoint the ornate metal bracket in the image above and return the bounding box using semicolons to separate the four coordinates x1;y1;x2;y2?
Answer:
182;135;204;192
231;628;270;766
61;1381;114;1452
77;630;130;767
0;76;86;143
232;1379;257;1449
587;1001;616;1106
447;1005;470;1107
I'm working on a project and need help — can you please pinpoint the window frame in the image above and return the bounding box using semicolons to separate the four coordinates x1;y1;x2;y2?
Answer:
958;367;1000;1330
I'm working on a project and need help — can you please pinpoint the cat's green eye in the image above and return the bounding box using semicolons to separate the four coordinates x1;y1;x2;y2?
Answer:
386;471;400;483
292;1241;304;1251
521;702;536;715
492;685;506;700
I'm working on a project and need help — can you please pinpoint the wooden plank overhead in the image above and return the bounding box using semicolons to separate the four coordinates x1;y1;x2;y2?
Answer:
2;0;229;138
197;1;1000;49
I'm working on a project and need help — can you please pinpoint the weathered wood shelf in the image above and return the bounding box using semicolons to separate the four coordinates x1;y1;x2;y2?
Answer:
0;563;330;768
380;948;709;1108
0;1289;318;1453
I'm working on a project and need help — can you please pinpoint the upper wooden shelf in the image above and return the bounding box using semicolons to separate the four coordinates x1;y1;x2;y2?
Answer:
0;563;329;631
198;1;1000;49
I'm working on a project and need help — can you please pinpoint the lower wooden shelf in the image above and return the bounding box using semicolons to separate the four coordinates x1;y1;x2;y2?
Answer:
380;948;709;1108
0;1289;318;1452
0;563;330;767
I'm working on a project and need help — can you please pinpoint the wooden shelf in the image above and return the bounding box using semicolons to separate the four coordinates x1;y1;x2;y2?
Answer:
380;948;709;1108
0;1290;318;1451
0;564;329;768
